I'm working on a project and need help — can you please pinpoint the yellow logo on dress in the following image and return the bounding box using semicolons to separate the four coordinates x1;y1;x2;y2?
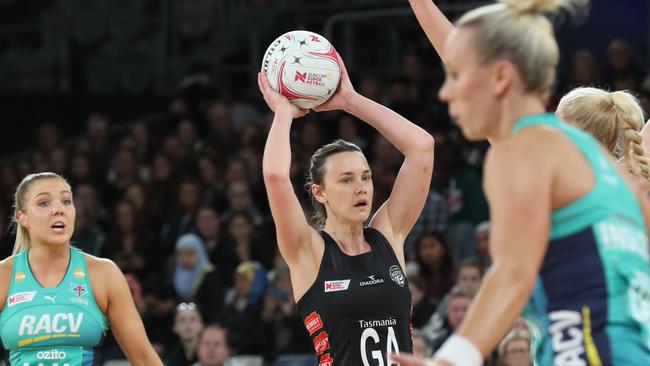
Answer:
15;272;25;282
73;269;85;279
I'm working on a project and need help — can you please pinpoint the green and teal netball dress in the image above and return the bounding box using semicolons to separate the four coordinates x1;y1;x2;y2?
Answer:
513;113;650;365
0;247;108;365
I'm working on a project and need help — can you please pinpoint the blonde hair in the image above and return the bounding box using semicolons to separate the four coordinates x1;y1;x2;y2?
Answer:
456;0;585;100
498;330;532;360
11;172;69;255
557;87;649;180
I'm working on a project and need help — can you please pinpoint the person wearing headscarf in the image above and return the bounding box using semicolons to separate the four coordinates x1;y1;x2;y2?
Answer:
173;233;226;323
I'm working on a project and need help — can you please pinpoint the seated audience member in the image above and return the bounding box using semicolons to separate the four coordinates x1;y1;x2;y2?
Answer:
192;324;232;366
167;302;205;366
173;233;226;322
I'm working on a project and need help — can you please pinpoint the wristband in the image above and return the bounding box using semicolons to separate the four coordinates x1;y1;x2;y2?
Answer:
433;335;482;366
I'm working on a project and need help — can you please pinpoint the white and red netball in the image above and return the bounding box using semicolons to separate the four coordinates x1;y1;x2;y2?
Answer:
262;30;341;109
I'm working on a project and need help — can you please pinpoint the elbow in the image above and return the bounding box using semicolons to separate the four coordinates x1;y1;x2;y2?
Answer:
413;134;435;155
511;267;537;296
494;262;538;297
263;170;290;186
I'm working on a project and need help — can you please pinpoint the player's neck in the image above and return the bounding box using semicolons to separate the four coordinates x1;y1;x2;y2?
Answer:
487;94;547;142
27;243;71;273
28;242;70;260
323;220;366;254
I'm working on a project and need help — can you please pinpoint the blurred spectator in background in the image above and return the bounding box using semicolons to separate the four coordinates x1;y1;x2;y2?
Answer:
412;329;433;358
218;210;275;284
106;200;152;276
260;265;313;361
192;324;232;366
142;281;178;358
421;286;473;352
603;39;646;91
84;113;113;182
473;221;492;269
167;302;205;366
409;276;437;329
160;178;202;255
36;122;61;156
146;153;179;226
497;330;533;366
456;258;483;296
414;231;454;305
68;152;95;187
405;188;449;259
72;201;107;256
172;233;226;323
220;261;267;356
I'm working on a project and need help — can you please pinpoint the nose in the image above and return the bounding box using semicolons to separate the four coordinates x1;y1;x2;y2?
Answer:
439;77;451;103
355;182;367;196
52;200;65;215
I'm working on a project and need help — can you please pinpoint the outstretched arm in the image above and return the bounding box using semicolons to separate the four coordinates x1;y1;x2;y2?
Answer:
409;0;454;63
259;73;315;266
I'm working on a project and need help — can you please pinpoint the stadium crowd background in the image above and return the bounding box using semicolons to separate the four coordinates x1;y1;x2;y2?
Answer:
0;0;648;365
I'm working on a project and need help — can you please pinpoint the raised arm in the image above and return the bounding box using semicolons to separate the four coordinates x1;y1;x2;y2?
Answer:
408;0;454;63
315;57;434;244
259;73;316;266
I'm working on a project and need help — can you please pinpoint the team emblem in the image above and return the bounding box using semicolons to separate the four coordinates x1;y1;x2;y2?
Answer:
389;265;405;287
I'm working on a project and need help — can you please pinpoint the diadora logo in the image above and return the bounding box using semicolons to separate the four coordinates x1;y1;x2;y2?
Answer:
7;291;36;307
360;275;384;287
389;265;405;287
324;279;350;293
18;313;84;336
37;348;67;360
295;71;307;82
44;295;57;304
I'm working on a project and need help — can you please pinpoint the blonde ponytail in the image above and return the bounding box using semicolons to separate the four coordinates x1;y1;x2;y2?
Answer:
611;91;650;181
11;172;69;255
557;87;648;181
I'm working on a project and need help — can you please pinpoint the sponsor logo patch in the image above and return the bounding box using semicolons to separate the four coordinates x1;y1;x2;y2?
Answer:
324;279;350;293
15;272;25;282
360;275;384;287
305;311;324;335
7;291;36;307
313;332;330;356
73;268;85;279
37;349;66;360
319;353;333;366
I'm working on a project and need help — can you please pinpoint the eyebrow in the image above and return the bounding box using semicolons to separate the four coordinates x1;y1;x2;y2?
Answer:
34;190;72;198
338;170;371;177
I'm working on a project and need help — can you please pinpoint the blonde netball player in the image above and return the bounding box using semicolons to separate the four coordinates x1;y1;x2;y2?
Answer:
0;172;162;365
393;0;650;365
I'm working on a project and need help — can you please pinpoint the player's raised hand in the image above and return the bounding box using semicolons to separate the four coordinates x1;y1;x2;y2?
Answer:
313;52;357;113
258;72;309;119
